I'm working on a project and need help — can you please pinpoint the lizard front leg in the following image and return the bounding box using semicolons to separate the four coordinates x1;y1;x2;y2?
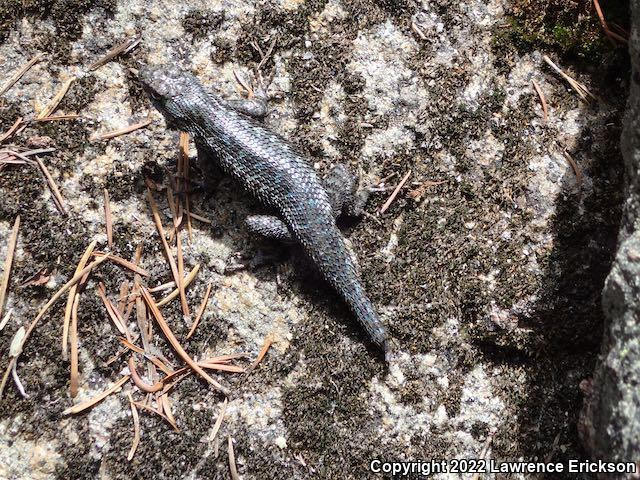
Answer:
194;138;225;193
245;214;293;242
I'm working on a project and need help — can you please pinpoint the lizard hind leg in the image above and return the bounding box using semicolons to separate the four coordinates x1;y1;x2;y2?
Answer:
245;215;293;242
323;163;371;217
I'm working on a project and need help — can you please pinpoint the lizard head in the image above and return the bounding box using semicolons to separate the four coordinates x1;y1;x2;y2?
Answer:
137;65;204;131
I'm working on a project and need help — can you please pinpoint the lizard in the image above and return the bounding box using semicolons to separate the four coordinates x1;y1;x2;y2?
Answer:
137;65;390;360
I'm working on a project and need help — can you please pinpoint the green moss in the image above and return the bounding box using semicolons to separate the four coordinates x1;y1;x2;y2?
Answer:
492;0;629;67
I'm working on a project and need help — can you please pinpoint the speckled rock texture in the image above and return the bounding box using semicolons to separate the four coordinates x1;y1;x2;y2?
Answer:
580;0;640;471
0;0;631;479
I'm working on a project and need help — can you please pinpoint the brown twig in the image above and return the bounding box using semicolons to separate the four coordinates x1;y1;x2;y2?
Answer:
126;392;141;461
0;216;19;320
563;150;583;188
228;437;241;480
156;264;200;307
104;189;113;248
37;77;75;119
532;80;548;122
0;118;24;144
0;53;44;97
186;281;213;339
34;156;67;215
593;0;628;45
379;170;412;214
543;56;597;103
62;375;129;414
92;252;150;277
94;119;152;141
89;36;141;71
246;333;274;374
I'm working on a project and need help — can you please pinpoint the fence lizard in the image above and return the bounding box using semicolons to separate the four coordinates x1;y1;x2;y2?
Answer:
138;65;389;360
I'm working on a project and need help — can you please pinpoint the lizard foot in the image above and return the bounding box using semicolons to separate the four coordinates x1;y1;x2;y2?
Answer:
229;69;276;119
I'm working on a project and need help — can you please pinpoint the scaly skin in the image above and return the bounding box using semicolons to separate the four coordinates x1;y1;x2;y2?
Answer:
138;65;389;358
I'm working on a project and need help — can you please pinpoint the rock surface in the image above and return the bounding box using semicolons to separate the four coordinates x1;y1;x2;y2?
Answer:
580;0;640;471
0;0;631;479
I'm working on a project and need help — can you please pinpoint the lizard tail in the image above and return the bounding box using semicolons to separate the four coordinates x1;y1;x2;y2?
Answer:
338;277;390;357
300;228;389;356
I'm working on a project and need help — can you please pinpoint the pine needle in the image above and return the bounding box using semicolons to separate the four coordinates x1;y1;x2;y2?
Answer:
532;80;548;122
179;132;193;242
0;118;24;144
94;119;151;140
63;239;97;359
543;55;597;103
563;150;583;188
228;436;241;480
69;292;81;397
132;401;179;432
140;286;229;395
246;333;274;374
62;375;129;414
92;252;149;276
89;36;141;71
0;53;43;97
210;398;228;442
128;356;163;393
380;170;411;214
156;264;200;307
37;77;75;119
146;188;189;315
126;392;141;461
176;229;190;317
34;156;67;215
0;216;19;320
97;282;131;339
104;189;113;248
186;281;212;339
